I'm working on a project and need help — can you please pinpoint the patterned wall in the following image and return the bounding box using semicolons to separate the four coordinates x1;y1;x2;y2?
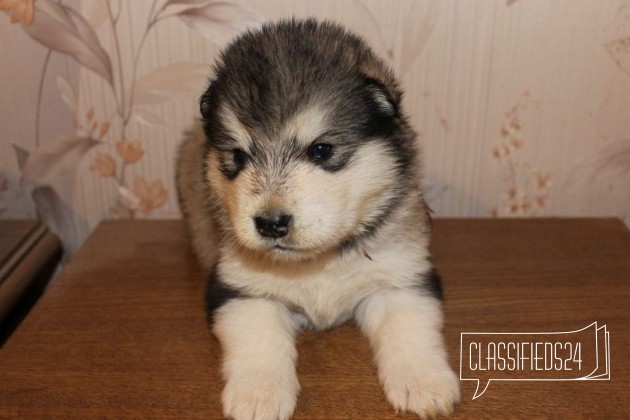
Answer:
1;0;629;256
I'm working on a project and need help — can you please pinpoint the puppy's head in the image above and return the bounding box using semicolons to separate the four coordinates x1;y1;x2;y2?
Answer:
200;19;416;261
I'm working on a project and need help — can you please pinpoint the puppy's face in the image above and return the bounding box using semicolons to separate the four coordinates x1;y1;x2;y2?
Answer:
200;25;414;261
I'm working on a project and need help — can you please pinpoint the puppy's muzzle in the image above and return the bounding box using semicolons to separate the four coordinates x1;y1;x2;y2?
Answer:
254;212;293;239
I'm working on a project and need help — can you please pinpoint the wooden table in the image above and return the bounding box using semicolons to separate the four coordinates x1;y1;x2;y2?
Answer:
1;219;628;418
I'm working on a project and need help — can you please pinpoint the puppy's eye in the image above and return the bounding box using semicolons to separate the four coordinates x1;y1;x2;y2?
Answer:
232;148;247;168
219;148;248;180
307;143;333;162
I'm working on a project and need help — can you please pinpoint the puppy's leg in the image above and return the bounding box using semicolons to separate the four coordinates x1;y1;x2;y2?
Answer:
354;287;460;417
213;298;300;420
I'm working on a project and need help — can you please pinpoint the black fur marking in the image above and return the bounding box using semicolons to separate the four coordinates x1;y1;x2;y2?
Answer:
200;20;406;148
206;264;245;324
418;268;444;301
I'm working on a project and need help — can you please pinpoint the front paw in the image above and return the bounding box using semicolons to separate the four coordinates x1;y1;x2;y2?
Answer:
222;370;300;420
381;359;460;418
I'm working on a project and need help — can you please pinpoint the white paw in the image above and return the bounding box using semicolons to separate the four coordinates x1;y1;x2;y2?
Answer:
222;370;300;420
381;360;460;418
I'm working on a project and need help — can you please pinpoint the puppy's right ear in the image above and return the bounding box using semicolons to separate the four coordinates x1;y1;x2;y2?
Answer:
364;78;399;118
200;94;211;119
199;81;215;119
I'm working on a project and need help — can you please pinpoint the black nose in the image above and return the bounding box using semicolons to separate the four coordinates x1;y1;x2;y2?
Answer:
254;213;292;239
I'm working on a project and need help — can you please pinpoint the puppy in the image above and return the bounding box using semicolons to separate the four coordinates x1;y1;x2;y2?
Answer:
177;18;460;419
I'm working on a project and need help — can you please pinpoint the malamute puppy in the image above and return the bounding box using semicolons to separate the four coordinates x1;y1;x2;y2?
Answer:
177;19;460;419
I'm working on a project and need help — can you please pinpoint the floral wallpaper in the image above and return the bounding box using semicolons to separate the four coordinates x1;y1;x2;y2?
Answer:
0;0;263;254
1;0;629;259
490;91;551;217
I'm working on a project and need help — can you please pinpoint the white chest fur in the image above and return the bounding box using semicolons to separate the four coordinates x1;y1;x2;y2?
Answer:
218;231;431;329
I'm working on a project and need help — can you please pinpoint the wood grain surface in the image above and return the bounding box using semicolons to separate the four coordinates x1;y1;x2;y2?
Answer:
0;219;628;418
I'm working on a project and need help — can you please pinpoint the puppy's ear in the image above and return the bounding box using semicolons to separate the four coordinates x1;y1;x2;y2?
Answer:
365;77;399;118
199;81;216;119
360;59;402;117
